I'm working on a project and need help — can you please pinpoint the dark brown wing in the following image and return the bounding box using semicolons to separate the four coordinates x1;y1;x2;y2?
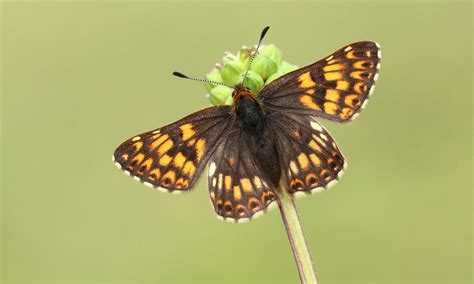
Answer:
268;112;346;196
113;106;232;193
259;41;381;122
207;125;277;222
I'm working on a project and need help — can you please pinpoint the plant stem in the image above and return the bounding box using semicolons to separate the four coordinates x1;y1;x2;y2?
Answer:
277;181;318;284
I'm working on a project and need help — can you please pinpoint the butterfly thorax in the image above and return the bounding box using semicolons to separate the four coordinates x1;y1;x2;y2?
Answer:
233;88;264;133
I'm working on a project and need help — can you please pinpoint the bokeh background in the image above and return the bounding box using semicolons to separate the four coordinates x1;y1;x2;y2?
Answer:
1;1;472;283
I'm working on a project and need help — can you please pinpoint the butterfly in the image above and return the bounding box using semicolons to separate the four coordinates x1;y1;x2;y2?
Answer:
113;26;381;223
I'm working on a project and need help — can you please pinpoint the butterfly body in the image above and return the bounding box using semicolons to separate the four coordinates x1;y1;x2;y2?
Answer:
113;41;381;222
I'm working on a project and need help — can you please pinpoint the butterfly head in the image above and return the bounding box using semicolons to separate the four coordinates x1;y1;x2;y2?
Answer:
231;84;254;99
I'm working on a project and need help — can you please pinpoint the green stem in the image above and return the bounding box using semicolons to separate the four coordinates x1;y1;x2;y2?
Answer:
277;181;318;284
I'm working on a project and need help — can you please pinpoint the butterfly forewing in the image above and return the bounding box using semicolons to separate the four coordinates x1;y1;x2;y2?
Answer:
113;106;232;192
260;41;381;122
269;113;346;195
208;126;277;222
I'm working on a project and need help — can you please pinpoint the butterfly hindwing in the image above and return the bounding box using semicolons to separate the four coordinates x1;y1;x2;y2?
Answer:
208;126;277;222
269;112;346;195
113;106;232;193
260;41;381;122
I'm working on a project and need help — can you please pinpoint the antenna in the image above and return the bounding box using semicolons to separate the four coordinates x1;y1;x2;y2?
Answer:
172;71;234;89
241;26;270;86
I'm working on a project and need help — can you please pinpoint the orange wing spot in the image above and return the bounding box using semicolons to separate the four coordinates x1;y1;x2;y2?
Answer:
217;173;224;191
306;89;315;95
173;152;186;169
300;95;321;110
313;135;327;147
346;50;357;59
253;176;263;189
325;89;340;102
223;201;233;215
297;153;310;170
159;154;173;166
320;169;331;181
195;138;206;161
179;123;195;141
323;63;344;72
328;59;338;65
183;161;196;177
187;138;196;146
152;133;161;139
131;153;145;164
336;80;350;91
327;158;339;171
121;154;129;161
150;134;169;150
236;204;248;216
354;82;367;94
324;71;342;81
308;140;322;152
133;141;143;152
305;173;319;187
262;191;275;204
233;185;242;200
248;197;261;212
210;191;216;201
290;161;299;175
344;94;361;107
351;71;372;80
162;171;176;186
228;156;236;166
365;50;372;57
148;168;161;180
298;72;316;88
224;175;232;191
240;178;253;193
354;60;371;69
140;158;153;171
290;179;305;191
309;153;321;166
157;139;173;155
340;108;354;119
324;101;339;115
216;199;223;211
175;178;189;189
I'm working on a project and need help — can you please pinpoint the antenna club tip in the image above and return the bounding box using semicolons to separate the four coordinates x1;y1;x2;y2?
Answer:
172;71;188;78
260;26;270;40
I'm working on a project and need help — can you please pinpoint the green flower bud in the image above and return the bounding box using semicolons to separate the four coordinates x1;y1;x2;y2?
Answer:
251;55;278;80
223;51;238;63
280;61;298;73
205;67;223;91
221;60;246;86
241;70;264;93
209;85;233;106
237;46;252;63
204;44;297;105
260;44;283;66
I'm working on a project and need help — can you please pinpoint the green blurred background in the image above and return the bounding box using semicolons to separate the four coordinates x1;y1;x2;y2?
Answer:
1;1;472;283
